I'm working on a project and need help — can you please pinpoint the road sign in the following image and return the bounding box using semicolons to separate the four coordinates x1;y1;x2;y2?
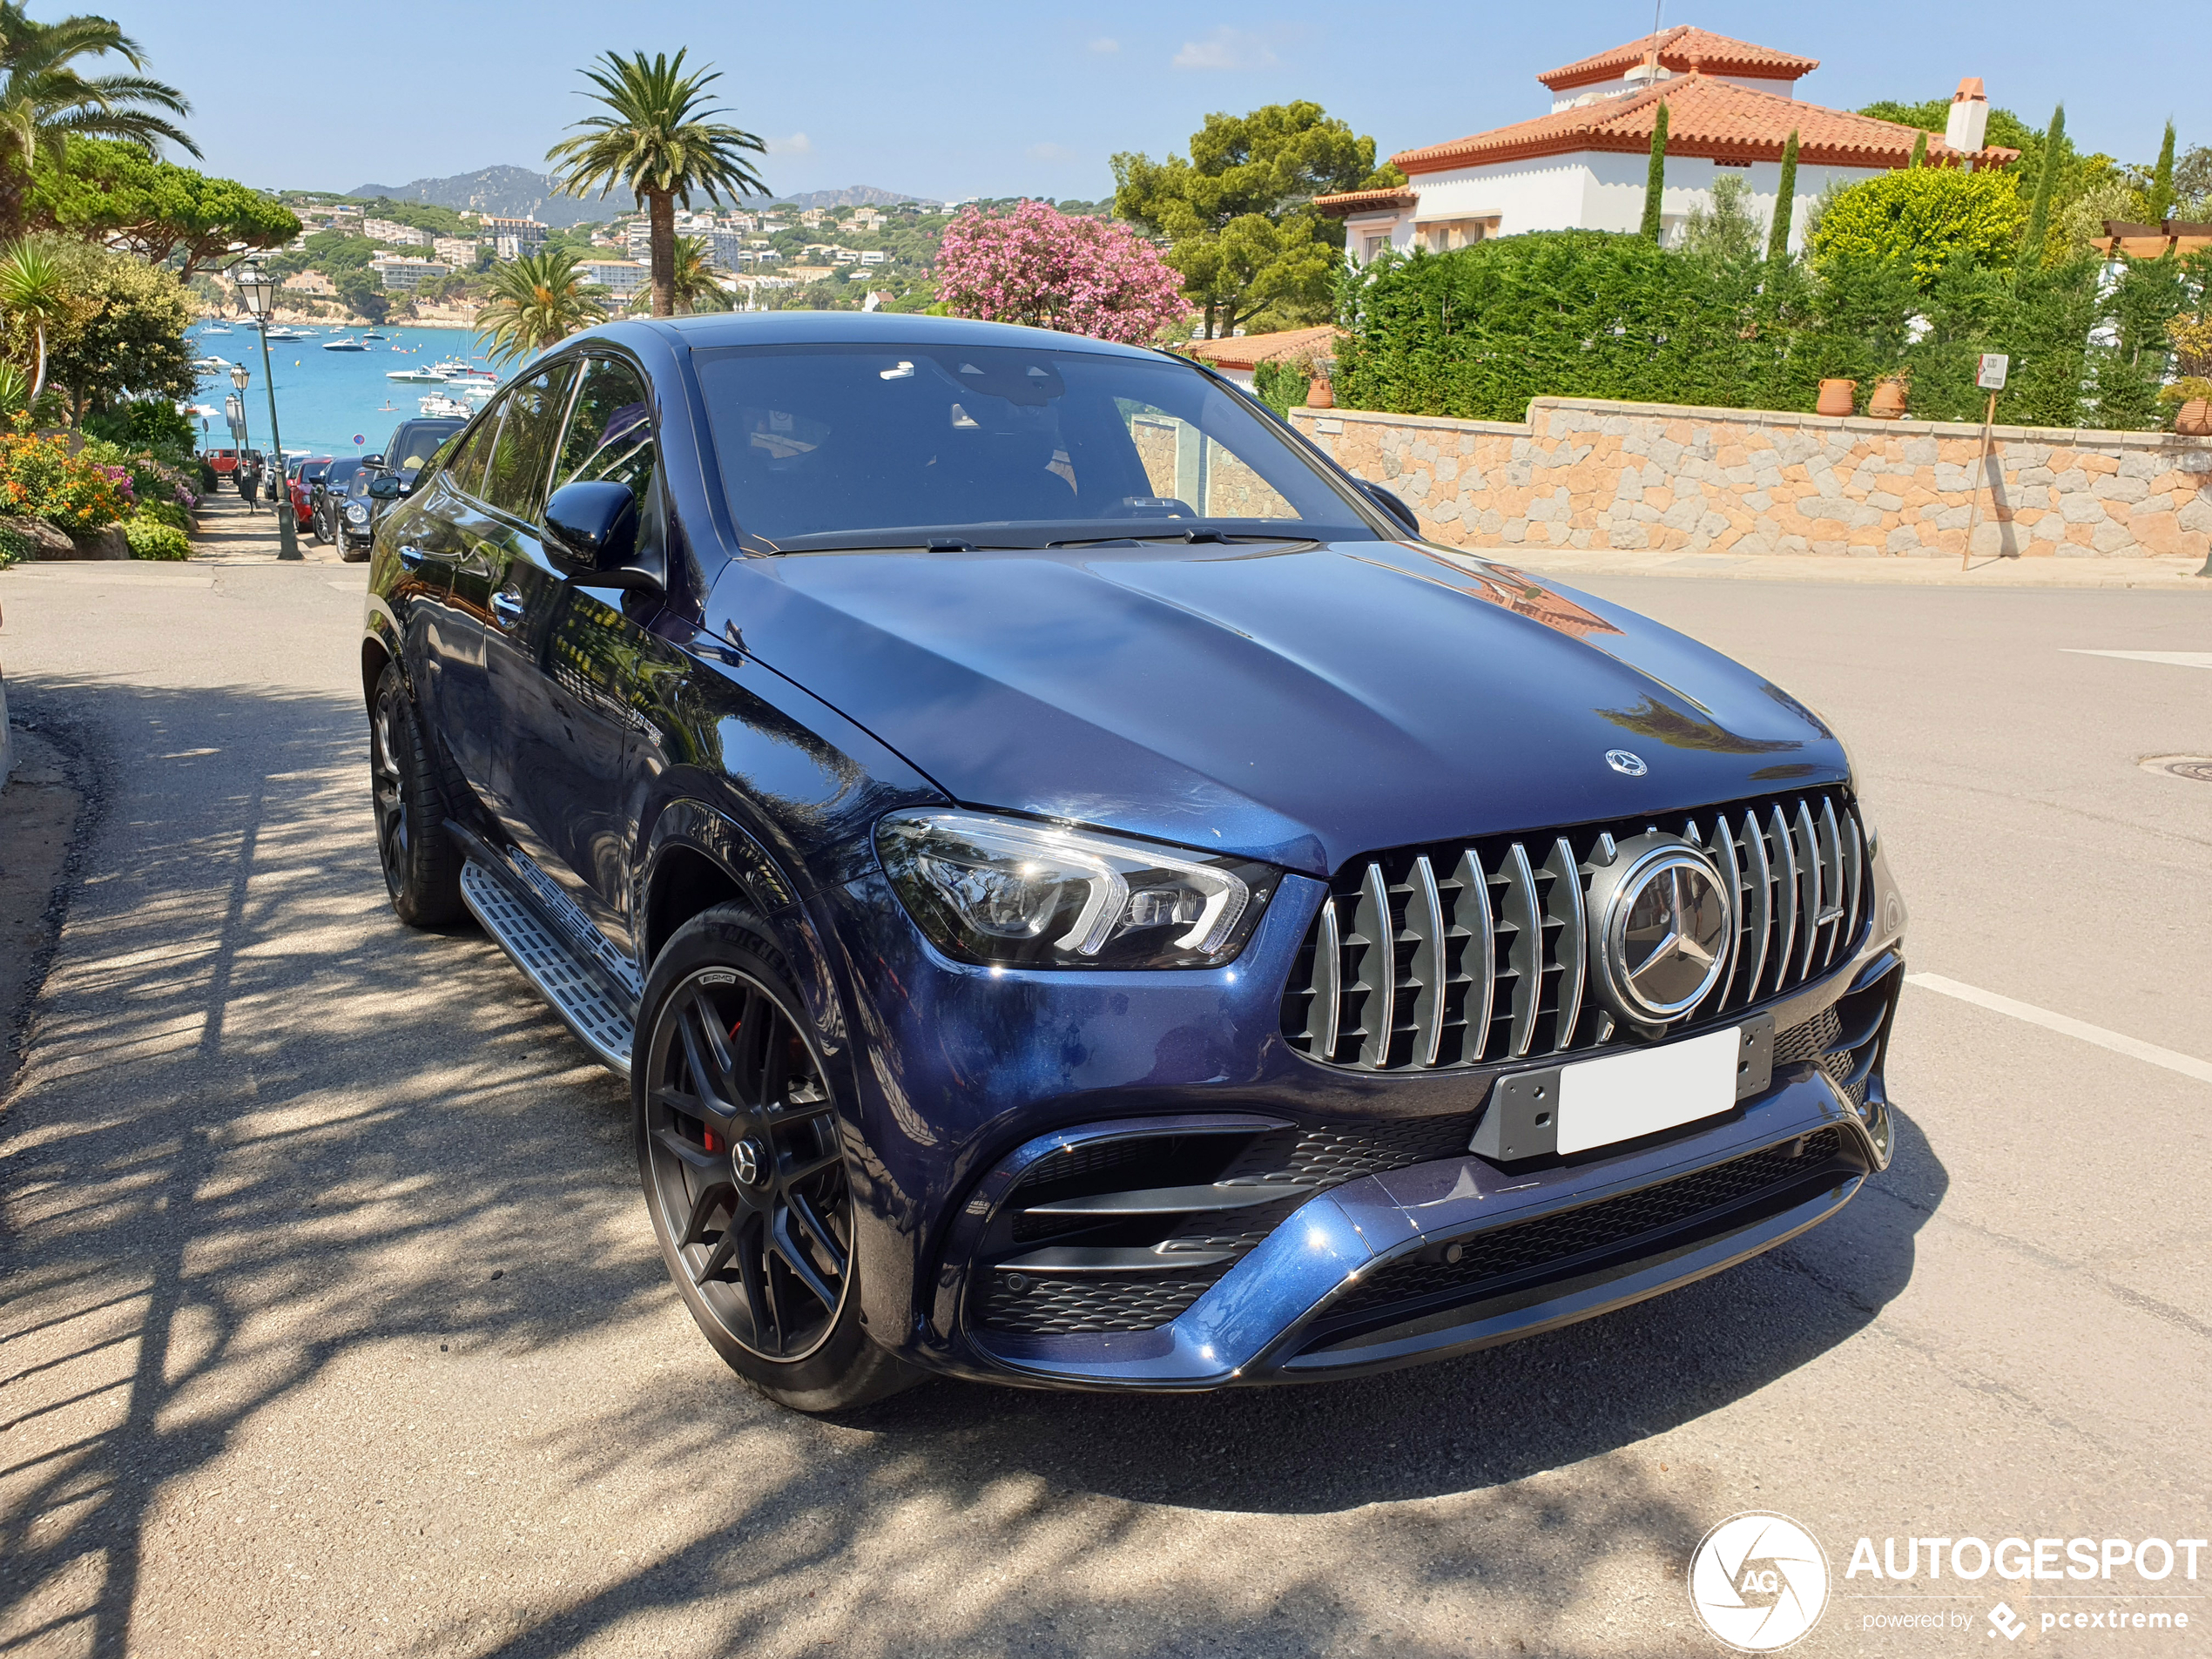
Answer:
352;433;366;446
1976;353;2009;391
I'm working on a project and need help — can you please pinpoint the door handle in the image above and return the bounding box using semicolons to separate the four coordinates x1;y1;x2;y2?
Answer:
490;588;526;626
397;543;427;570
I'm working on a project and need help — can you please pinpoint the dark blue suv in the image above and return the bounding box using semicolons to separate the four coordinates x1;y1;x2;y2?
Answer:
361;314;1907;1412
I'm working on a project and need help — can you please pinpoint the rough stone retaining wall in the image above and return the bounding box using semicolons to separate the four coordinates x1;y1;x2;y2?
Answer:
1290;397;2212;560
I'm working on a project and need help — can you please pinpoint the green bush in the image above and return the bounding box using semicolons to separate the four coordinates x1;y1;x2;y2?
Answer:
135;496;189;530
1252;356;1314;416
80;397;196;457
1808;168;2027;289
124;514;191;560
0;520;30;569
1334;230;2188;431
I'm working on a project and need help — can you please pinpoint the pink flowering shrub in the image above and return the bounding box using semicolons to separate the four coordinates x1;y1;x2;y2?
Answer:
935;200;1190;345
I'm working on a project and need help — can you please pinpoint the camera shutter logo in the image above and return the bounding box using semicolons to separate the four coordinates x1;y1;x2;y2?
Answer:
1687;1512;1830;1651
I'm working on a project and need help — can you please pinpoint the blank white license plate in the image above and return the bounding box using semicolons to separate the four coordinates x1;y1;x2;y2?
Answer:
1555;1026;1739;1155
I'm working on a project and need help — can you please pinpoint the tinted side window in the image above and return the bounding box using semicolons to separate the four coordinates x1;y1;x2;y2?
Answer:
482;362;575;520
553;357;656;497
443;407;502;500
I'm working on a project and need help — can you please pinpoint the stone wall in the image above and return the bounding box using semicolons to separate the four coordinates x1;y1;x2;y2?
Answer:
1290;398;2212;560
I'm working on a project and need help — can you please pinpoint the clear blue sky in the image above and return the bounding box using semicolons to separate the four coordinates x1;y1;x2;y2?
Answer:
117;2;2188;204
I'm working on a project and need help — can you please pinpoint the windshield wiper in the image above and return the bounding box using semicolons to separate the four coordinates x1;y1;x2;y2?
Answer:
1045;529;1298;549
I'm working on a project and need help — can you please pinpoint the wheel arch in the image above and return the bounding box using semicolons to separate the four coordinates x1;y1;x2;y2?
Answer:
636;798;805;968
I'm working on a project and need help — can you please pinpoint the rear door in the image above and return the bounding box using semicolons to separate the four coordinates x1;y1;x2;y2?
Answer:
401;409;501;772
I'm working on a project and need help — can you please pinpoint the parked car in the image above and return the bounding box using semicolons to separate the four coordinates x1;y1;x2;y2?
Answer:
203;447;241;476
310;456;365;544
354;416;464;563
288;455;334;525
361;314;1907;1413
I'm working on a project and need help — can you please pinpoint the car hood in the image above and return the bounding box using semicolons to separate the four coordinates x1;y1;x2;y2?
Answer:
712;540;1845;879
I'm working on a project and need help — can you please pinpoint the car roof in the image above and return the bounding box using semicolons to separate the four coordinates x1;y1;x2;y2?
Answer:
569;311;1175;363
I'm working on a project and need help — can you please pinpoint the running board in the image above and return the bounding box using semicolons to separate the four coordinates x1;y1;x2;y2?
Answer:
458;860;637;1077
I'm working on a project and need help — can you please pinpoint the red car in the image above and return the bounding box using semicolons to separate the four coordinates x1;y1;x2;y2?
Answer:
287;456;334;523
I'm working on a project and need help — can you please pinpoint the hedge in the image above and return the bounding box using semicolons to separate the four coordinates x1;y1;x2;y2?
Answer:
125;515;192;560
1333;231;2203;430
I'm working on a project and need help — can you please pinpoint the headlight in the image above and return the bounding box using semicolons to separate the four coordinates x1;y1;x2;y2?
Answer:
876;811;1277;969
344;502;368;524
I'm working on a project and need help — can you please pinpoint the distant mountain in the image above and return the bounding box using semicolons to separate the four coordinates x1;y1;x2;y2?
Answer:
345;165;612;227
771;185;939;209
346;167;938;222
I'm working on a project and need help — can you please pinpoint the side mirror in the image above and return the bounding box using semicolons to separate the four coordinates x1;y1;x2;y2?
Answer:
362;454;384;467
543;480;659;590
368;474;401;500
1358;479;1420;537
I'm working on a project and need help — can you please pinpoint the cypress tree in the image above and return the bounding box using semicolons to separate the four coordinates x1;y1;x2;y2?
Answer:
1909;130;1926;170
2148;120;2176;222
1767;129;1801;263
1641;102;1669;241
2020;104;2065;270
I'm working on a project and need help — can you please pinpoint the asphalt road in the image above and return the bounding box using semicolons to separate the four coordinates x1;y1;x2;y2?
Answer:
2;540;2209;1659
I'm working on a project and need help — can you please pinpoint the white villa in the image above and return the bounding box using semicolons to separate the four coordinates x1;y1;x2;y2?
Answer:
1317;26;2016;258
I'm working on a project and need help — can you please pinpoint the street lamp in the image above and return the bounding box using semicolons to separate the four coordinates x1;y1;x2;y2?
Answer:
233;260;301;560
226;363;253;511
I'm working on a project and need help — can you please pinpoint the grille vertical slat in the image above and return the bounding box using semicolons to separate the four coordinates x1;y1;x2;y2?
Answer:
1451;848;1494;1067
1791;800;1823;983
1281;788;1872;1074
1542;837;1585;1051
1766;805;1797;997
1498;841;1542;1059
1305;898;1341;1060
1354;863;1393;1070
1408;856;1447;1069
1738;807;1770;1007
1705;816;1743;1015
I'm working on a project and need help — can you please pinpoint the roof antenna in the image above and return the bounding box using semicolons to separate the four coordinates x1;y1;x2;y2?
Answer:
1644;0;1664;84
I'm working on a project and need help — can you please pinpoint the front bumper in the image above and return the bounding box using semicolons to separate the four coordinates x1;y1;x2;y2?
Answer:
964;1067;1873;1389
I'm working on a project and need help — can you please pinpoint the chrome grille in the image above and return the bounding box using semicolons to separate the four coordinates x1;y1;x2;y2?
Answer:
1281;789;1869;1072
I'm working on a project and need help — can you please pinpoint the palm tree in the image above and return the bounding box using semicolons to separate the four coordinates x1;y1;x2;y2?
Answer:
0;235;65;400
475;249;610;366
0;3;197;238
634;233;733;314
545;51;766;319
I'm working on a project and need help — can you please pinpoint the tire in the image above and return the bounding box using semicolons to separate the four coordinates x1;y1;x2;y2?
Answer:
368;660;464;927
634;905;920;1413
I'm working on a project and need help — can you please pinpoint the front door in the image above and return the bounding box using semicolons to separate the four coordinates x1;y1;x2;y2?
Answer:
501;354;679;953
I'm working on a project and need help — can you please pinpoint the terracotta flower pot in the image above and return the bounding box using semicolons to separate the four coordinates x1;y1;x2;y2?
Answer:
1816;379;1858;417
2175;398;2212;438
1305;374;1335;409
1868;377;1909;420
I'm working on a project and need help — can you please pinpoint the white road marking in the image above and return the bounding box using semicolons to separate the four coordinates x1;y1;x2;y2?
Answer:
2061;649;2212;671
1905;973;2212;1085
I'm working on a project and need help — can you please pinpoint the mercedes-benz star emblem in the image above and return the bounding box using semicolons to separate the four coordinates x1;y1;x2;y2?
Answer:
1584;833;1734;1025
1606;749;1648;776
732;1138;763;1186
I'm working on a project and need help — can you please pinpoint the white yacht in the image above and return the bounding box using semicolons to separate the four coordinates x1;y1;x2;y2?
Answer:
386;364;450;382
322;337;368;352
417;393;472;419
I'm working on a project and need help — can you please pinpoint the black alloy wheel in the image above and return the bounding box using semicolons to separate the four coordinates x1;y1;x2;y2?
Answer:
636;907;916;1411
368;661;464;927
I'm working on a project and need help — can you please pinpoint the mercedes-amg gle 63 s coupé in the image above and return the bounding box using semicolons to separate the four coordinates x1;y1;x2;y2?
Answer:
360;314;1907;1412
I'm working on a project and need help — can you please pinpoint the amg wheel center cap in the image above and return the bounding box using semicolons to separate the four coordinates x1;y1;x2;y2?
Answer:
731;1137;765;1186
1585;833;1734;1026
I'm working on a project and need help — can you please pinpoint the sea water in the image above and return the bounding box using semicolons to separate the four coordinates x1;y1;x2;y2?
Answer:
187;322;500;460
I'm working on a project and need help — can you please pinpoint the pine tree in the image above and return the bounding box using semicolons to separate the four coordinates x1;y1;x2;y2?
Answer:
1641;102;1669;241
2020;105;2064;270
1767;129;1800;263
1909;130;1926;170
2148;121;2176;223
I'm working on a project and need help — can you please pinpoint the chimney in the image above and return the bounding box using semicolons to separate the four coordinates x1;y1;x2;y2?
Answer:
1945;78;1989;161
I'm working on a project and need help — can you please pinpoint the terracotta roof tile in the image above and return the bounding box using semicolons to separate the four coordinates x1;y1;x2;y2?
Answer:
1184;325;1342;371
1538;26;1817;90
1394;75;2018;175
1310;186;1418;218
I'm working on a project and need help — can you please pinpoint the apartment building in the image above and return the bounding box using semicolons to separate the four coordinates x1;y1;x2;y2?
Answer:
369;256;452;290
362;218;428;247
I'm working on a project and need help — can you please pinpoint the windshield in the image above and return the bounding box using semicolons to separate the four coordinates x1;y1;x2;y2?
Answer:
692;341;1381;550
323;457;362;486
